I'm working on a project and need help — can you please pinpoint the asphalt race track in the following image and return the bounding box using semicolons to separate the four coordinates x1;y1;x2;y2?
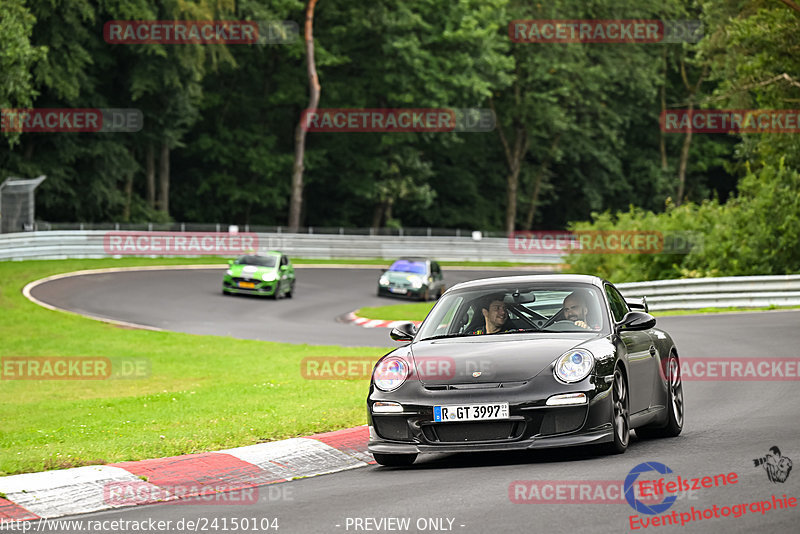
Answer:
23;267;800;533
29;267;551;347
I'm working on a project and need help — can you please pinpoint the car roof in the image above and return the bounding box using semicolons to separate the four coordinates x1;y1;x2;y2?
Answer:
239;251;281;257
447;274;607;292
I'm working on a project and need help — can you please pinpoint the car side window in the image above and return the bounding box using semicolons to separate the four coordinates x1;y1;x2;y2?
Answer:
280;255;288;267
605;285;629;323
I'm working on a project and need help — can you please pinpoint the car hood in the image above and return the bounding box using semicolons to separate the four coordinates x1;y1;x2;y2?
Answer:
408;335;592;385
229;264;277;277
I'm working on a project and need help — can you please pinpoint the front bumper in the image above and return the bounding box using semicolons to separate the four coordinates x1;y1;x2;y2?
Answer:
377;285;427;299
223;277;278;296
367;373;614;455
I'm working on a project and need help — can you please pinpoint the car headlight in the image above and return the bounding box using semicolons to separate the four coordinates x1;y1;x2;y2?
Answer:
226;269;233;276
262;272;277;282
408;275;423;289
379;276;390;286
553;349;594;383
373;357;410;392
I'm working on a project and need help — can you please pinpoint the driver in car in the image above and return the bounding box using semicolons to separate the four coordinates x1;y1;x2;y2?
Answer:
563;291;597;330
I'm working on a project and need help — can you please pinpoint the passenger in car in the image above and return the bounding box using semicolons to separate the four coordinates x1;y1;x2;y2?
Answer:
468;294;516;335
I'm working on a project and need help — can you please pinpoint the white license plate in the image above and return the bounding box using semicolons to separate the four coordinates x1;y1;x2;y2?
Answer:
433;403;509;422
389;287;407;294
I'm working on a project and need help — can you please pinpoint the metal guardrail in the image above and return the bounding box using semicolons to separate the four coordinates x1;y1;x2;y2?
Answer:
0;230;558;263
3;231;797;310
618;275;800;310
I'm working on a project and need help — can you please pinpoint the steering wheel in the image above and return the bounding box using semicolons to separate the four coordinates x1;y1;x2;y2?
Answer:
539;308;566;330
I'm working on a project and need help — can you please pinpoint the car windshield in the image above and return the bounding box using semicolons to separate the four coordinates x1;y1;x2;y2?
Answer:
388;260;427;274
416;283;609;340
235;255;277;268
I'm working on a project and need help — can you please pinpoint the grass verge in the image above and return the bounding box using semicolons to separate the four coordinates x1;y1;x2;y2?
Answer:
0;258;392;476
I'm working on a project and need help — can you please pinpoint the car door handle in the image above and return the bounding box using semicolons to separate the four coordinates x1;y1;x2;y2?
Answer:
649;345;656;356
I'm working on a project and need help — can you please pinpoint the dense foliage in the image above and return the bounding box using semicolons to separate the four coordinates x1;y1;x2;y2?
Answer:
0;1;797;279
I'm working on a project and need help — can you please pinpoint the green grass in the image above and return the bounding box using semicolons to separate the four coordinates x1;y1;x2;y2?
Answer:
358;302;436;322
357;302;800;322
0;258;395;476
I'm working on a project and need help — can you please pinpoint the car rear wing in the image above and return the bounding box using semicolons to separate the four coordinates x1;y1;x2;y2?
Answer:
626;296;649;313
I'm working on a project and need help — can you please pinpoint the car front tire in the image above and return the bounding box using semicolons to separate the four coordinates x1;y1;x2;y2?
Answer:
372;453;417;467
603;367;630;454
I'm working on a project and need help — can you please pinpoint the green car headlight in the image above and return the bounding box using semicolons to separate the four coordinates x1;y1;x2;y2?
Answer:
262;272;277;282
379;276;390;286
553;349;594;383
226;269;233;276
408;275;423;289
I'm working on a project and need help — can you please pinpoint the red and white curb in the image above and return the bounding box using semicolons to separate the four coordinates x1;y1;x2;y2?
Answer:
344;311;422;329
0;426;371;521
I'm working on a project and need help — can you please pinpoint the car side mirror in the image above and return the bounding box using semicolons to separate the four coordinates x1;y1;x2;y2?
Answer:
617;311;656;332
227;260;233;266
390;322;416;342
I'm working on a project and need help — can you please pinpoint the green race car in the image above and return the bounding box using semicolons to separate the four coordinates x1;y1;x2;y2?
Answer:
222;252;295;299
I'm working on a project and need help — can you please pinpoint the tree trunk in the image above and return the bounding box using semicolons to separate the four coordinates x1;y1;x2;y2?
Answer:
371;203;384;229
675;59;707;206
523;135;560;230
490;81;529;236
659;48;668;171
158;141;170;215
523;165;545;230
146;143;156;209
289;0;321;230
676;100;693;206
123;149;134;222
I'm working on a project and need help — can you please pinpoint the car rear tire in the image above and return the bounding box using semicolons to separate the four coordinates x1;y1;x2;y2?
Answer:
421;288;430;301
372;453;417;467
602;367;630;455
635;353;683;439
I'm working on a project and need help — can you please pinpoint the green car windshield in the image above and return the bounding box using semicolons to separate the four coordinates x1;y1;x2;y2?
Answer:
235;255;277;268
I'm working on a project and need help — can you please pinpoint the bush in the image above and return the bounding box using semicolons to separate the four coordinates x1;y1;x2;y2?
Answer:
564;160;800;282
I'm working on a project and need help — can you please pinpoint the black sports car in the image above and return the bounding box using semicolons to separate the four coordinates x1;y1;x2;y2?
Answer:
367;274;684;466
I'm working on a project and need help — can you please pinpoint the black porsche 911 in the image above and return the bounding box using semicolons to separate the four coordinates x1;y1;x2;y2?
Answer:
367;274;684;466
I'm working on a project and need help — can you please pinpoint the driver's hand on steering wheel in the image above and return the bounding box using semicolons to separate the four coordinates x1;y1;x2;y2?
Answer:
574;320;590;329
